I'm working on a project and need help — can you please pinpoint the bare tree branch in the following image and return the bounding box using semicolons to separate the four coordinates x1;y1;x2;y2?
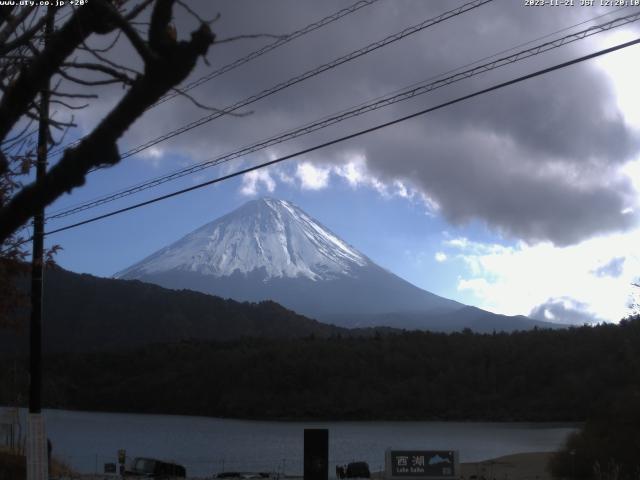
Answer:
0;6;33;45
82;29;122;53
0;13;48;56
78;42;142;76
0;1;120;152
49;91;99;99
170;86;251;116
102;2;156;63
0;119;35;146
124;0;156;21
215;33;287;44
49;99;90;110
0;0;215;243
0;7;16;31
63;61;135;80
58;71;129;87
176;0;219;26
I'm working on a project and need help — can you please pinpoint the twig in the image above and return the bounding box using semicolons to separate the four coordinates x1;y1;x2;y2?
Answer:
84;29;123;53
170;86;252;116
103;1;157;63
49;99;89;110
79;41;142;76
61;62;135;85
215;33;288;44
49;91;99;99
176;0;219;26
124;0;155;21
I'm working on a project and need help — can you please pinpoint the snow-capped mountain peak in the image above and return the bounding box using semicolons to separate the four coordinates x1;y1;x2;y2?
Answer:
115;198;369;281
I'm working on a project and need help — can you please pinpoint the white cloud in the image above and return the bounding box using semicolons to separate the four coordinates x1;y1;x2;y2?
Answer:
296;162;330;190
278;170;295;185
240;170;276;196
622;159;640;194
139;146;164;167
292;153;441;218
595;31;640;129
334;154;367;187
448;230;640;323
434;251;447;263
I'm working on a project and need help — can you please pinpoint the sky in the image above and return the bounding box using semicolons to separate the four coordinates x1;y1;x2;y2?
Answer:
34;0;640;325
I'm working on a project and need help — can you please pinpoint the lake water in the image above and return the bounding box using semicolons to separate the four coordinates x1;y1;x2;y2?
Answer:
1;408;578;478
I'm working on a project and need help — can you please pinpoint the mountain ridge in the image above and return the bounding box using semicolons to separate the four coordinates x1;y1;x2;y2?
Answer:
116;198;370;282
116;197;560;332
0;267;347;354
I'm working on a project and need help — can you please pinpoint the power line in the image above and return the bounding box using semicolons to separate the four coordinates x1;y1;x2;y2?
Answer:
45;5;630;217
93;0;494;162
152;0;381;108
44;0;494;218
43;36;640;237
46;10;640;221
47;0;380;158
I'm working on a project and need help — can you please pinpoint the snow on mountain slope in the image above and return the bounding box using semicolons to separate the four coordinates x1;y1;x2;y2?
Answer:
115;198;553;332
115;198;369;281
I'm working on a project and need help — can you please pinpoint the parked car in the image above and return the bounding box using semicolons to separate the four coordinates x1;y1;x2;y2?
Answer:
336;462;371;479
125;457;186;478
216;472;272;479
346;461;370;478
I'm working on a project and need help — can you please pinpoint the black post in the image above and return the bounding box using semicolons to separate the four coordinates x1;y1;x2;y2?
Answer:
29;8;53;415
304;429;328;480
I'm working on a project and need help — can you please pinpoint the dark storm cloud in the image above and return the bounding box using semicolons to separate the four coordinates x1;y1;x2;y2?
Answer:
360;121;637;245
70;1;640;244
529;296;601;325
435;65;639;163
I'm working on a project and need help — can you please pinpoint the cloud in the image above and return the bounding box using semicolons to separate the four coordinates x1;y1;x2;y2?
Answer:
362;119;639;246
434;251;447;263
296;162;330;190
333;154;367;187
529;297;601;325
592;256;626;278
66;1;640;246
138;147;164;167
240;170;276;196
447;230;640;322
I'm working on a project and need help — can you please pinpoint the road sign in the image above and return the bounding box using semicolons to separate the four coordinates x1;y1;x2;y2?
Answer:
385;450;459;480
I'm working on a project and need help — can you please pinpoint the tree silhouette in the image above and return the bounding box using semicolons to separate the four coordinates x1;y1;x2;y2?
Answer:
0;1;214;243
0;0;215;325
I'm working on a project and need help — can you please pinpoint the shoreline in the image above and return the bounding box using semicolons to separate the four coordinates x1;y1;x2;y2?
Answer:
369;453;554;480
1;404;585;424
2;450;556;480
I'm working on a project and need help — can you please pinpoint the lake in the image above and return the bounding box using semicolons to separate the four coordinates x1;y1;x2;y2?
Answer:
1;408;578;477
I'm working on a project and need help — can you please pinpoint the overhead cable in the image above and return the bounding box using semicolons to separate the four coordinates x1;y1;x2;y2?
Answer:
42;36;640;237
47;0;380;157
46;10;640;221
95;0;494;162
153;0;381;108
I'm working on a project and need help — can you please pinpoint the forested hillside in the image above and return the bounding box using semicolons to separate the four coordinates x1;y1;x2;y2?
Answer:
0;267;345;353
2;317;638;421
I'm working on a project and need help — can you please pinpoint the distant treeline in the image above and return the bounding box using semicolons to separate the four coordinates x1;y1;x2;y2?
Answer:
1;317;639;421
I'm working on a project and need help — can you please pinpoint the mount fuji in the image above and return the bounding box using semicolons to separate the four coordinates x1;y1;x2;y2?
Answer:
115;198;556;332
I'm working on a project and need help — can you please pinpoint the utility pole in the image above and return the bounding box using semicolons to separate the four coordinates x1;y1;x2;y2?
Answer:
27;8;54;480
